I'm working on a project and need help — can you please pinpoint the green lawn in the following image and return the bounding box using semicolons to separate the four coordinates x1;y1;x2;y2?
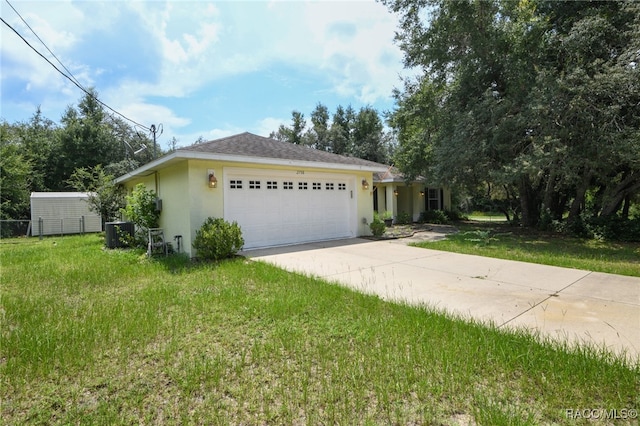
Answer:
414;221;640;277
1;235;638;425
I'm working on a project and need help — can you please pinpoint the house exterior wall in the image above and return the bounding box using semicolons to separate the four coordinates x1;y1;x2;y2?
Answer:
158;162;192;253
121;159;375;257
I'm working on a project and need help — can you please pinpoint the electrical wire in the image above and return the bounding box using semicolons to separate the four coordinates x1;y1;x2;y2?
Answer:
4;0;84;91
0;4;151;131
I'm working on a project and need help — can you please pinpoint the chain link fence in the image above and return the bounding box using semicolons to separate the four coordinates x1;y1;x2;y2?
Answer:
1;216;102;239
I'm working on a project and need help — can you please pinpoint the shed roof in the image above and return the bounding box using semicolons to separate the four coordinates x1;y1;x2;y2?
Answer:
30;192;91;199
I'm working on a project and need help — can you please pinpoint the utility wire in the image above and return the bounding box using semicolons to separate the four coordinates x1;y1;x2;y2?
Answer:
4;0;84;91
0;7;151;131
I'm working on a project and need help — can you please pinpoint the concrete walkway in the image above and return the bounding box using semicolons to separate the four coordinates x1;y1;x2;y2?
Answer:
244;237;640;360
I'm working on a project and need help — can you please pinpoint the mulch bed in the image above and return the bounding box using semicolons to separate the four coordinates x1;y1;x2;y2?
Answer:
365;223;438;240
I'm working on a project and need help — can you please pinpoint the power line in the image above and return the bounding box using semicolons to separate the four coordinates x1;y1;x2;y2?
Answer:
0;4;151;132
4;0;84;91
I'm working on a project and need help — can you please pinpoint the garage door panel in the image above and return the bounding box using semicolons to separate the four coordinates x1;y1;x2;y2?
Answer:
224;169;355;249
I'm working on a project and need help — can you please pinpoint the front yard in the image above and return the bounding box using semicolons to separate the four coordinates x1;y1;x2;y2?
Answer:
1;235;638;424
384;221;640;277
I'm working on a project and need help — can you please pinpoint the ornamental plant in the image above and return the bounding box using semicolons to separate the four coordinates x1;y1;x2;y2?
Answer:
121;184;160;230
193;217;244;261
369;213;386;237
120;183;161;247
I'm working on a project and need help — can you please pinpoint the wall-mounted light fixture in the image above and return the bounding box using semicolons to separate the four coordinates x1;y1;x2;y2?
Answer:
362;179;369;190
207;169;217;188
394;189;399;196
420;190;425;197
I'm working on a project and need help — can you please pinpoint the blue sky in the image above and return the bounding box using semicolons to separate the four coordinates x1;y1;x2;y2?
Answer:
1;0;413;150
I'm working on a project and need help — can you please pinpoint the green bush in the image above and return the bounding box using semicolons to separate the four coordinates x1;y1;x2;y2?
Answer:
396;211;412;225
193;217;244;260
120;184;161;248
444;210;468;222
419;209;449;224
584;215;640;242
369;214;386;237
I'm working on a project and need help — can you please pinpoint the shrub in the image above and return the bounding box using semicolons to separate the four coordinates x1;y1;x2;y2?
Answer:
193;217;244;260
419;209;449;224
120;184;161;247
396;211;412;225
584;215;640;242
444;210;468;222
369;214;386;237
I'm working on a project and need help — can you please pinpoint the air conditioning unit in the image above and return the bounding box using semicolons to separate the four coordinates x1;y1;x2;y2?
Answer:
105;221;135;248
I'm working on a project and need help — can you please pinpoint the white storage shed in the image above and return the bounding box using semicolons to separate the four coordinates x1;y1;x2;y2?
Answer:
30;192;102;236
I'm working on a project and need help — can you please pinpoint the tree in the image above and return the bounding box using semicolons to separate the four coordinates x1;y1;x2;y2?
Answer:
383;0;640;228
56;89;126;189
351;106;390;163
303;103;331;150
67;165;126;227
19;108;60;192
270;111;306;144
0;121;32;221
328;105;355;155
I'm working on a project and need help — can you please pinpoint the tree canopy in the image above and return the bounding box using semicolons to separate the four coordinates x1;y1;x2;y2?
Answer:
272;103;392;163
383;0;640;227
1;89;155;221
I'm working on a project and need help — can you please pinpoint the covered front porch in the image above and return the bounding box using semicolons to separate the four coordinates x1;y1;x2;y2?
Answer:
372;169;451;224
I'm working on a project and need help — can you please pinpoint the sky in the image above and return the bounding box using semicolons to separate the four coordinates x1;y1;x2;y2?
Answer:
1;0;414;150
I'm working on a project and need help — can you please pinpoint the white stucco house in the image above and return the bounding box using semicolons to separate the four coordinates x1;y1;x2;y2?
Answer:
115;132;450;256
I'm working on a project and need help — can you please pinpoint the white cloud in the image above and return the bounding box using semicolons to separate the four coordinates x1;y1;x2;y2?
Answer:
1;0;408;138
255;117;288;137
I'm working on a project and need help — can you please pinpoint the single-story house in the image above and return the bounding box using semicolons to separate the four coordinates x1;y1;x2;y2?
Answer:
115;132;449;256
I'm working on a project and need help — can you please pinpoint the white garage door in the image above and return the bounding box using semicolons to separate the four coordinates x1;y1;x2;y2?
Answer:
224;168;356;249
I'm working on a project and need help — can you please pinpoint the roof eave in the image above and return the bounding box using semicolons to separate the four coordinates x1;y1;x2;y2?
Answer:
115;151;387;184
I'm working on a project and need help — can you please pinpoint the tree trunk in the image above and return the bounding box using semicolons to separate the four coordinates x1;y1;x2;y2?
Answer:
621;195;631;219
600;173;640;217
568;172;592;223
518;176;540;227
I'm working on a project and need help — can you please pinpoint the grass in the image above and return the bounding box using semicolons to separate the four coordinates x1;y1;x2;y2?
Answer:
413;221;640;277
1;235;638;424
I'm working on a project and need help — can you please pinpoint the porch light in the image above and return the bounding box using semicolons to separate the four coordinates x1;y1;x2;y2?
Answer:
394;189;399;196
208;170;218;188
362;179;369;190
420;190;425;196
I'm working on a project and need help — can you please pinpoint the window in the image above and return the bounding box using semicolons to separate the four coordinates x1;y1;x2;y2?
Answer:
267;181;278;189
230;180;243;189
326;183;334;190
427;188;442;210
312;182;321;190
298;182;308;190
249;180;261;189
338;183;346;191
283;181;293;190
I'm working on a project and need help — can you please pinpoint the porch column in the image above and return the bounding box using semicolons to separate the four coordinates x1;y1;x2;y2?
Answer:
385;185;396;216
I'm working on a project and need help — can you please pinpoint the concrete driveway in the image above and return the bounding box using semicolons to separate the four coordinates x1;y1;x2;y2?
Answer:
244;237;640;360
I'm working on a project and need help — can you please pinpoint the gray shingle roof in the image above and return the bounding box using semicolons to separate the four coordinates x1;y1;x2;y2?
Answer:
179;132;388;169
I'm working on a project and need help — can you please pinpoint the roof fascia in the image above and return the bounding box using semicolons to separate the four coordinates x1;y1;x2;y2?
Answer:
116;151;387;184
